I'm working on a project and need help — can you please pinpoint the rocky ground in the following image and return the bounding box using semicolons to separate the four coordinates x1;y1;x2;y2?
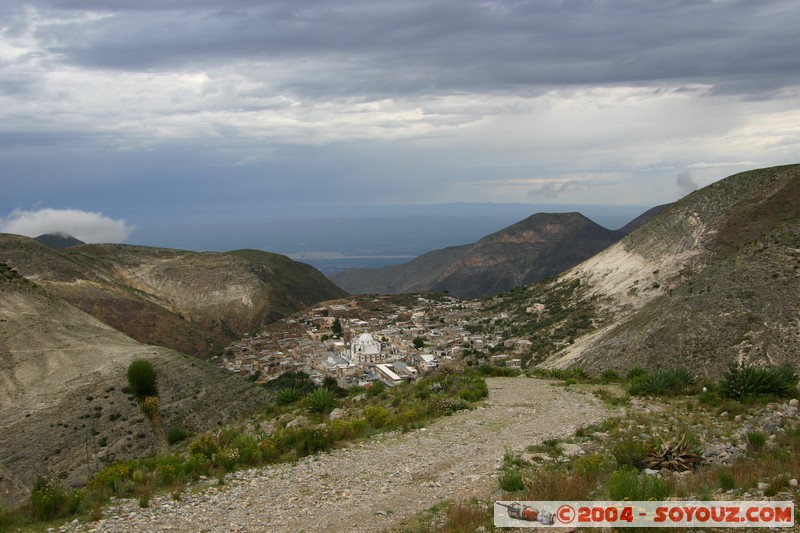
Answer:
57;377;612;533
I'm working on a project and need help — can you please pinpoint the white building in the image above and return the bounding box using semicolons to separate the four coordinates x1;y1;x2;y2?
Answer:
349;332;384;364
416;353;438;372
374;363;403;386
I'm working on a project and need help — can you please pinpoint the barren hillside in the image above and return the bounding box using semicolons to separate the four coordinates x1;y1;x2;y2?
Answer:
486;164;800;376
0;264;270;506
0;237;347;357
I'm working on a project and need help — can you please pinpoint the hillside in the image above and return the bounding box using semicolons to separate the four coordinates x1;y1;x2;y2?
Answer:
0;237;347;357
34;232;85;250
486;164;800;376
331;207;667;299
0;263;271;506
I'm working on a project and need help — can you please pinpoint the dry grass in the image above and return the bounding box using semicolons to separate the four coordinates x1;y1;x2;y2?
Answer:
523;468;597;501
441;501;492;533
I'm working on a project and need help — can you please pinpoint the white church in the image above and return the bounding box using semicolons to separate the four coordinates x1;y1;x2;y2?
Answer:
348;333;386;365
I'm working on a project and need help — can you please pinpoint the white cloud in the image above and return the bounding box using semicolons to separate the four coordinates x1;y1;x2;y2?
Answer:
0;208;134;243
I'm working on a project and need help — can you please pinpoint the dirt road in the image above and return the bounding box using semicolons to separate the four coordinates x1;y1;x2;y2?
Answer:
73;377;611;532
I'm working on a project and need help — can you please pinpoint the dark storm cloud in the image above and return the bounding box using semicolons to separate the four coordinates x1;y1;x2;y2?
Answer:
2;0;799;246
17;0;800;98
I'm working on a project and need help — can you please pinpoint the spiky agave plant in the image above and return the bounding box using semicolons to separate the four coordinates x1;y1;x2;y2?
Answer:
646;434;701;472
127;359;169;454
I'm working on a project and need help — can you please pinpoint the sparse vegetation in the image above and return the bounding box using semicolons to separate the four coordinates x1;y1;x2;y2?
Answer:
0;370;492;530
425;382;800;533
30;477;83;521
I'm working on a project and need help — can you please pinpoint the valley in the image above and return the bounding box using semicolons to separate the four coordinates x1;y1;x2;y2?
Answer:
1;163;799;531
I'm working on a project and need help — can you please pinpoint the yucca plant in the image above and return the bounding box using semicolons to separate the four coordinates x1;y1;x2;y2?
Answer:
305;387;338;414
127;359;168;454
275;387;303;406
720;364;798;399
629;367;693;396
646;434;701;472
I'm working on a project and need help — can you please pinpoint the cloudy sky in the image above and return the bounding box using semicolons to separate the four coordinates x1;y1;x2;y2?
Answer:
1;0;799;249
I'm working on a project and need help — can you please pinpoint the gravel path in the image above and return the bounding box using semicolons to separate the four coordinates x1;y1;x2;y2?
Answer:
67;377;611;532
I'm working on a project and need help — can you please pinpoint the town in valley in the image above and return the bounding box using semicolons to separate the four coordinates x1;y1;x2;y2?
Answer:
218;294;544;388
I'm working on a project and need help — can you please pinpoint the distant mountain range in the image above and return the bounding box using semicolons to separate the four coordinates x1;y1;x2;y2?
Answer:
0;238;346;358
488;163;800;376
331;206;668;299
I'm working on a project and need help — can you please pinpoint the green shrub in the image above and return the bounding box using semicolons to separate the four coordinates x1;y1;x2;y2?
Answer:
189;434;219;460
434;397;469;415
720;364;798;400
607;466;639;500
186;454;212;479
746;430;767;452
629;367;693;396
288;427;332;457
364;405;393;429
367;380;386;397
93;461;135;491
275;387;303;406
0;506;21;530
30;477;83;521
211;448;238;470
608;466;670;501
601;369;620;382
330;418;366;440
231;433;262;465
612;436;651;470
322;375;348;397
167;427;190;445
593;388;630;406
257;437;280;463
147;455;185;485
498;469;525;492
262;371;315;395
718;468;736;491
626;366;647;380
305;388;338;414
571;367;589;380
574;454;616;481
458;378;489;402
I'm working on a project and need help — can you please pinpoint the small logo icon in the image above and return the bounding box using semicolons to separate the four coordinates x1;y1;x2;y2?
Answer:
557;504;575;524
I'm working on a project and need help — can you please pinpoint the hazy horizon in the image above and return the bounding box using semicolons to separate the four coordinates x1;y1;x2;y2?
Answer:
13;202;654;274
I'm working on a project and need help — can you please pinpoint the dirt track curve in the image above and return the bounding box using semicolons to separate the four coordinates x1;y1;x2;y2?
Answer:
69;377;611;532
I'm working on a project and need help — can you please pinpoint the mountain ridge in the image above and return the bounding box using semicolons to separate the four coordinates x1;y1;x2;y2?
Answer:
0;236;347;357
485;163;800;376
331;206;668;299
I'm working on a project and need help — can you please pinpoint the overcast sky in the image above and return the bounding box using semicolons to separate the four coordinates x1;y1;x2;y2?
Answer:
1;0;799;247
